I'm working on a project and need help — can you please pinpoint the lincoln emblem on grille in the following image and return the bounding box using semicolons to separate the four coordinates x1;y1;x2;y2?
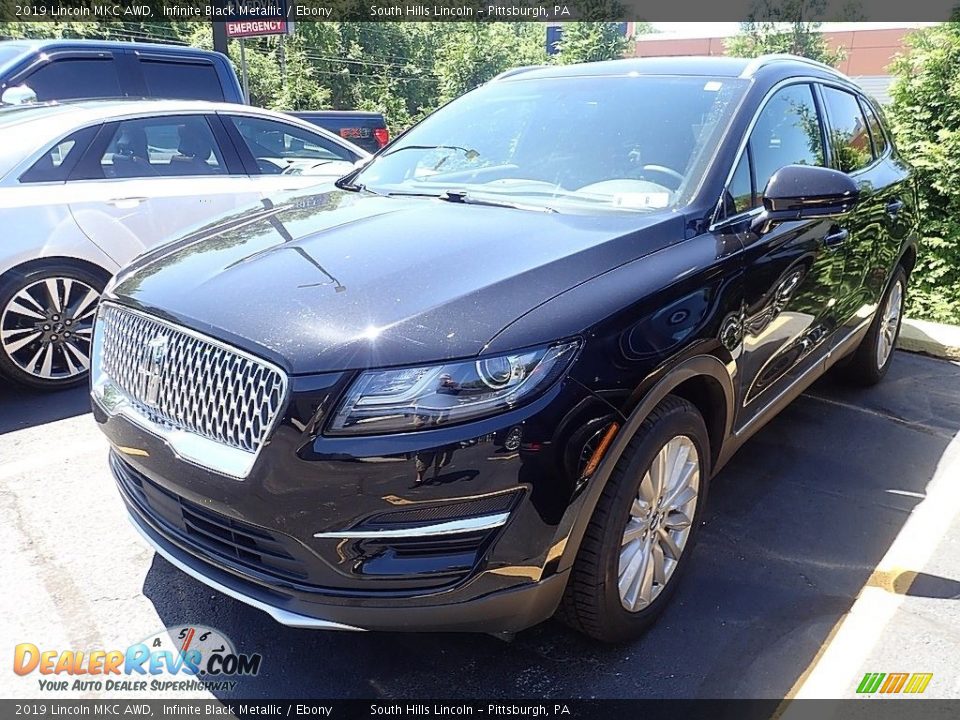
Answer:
138;336;169;408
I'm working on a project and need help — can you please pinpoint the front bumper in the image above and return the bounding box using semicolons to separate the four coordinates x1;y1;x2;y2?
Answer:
99;372;619;633
126;494;568;633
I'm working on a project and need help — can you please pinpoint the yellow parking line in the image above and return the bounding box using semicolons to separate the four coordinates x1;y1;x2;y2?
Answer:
781;432;960;703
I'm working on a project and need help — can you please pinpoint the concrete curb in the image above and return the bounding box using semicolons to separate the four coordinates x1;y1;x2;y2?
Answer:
898;318;960;361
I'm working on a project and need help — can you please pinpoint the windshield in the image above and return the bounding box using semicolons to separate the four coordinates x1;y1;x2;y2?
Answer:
354;74;748;213
0;44;27;72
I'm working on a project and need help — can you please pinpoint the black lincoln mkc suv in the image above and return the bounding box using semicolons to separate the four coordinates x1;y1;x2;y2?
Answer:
91;55;918;642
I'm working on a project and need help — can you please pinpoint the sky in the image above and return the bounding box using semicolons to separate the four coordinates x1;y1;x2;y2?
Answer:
648;22;935;38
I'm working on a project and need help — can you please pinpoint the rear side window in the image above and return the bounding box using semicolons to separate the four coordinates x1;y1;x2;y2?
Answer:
860;99;889;157
140;60;224;101
820;86;874;173
227;115;358;173
80;115;226;179
20;126;98;183
23;58;122;101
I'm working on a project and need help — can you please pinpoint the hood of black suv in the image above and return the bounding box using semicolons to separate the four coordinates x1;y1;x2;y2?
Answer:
108;188;683;374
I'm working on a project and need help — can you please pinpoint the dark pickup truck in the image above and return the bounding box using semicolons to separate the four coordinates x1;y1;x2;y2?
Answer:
291;110;389;153
0;39;243;104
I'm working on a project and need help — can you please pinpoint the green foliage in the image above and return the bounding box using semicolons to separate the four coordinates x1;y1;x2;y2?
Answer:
551;22;632;65
889;22;960;323
725;0;846;66
433;22;545;104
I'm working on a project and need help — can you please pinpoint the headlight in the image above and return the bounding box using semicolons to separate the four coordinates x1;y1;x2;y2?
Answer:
328;342;578;435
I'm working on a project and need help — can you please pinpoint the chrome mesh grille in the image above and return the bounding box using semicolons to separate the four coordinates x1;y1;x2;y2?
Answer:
97;303;287;455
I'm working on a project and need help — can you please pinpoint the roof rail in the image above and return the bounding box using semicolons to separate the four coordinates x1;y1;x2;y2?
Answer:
489;65;547;82
739;53;839;78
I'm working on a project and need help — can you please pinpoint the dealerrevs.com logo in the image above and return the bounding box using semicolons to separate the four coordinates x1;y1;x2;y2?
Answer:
856;672;933;695
13;625;262;693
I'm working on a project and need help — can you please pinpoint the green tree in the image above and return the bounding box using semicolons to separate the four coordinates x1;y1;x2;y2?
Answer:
552;22;642;65
433;22;545;105
888;21;960;322
725;0;846;66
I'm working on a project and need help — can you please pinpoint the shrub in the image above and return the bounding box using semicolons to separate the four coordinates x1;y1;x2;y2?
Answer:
888;22;960;323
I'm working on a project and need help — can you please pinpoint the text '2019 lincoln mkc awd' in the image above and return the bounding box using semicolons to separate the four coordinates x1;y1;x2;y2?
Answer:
92;55;918;642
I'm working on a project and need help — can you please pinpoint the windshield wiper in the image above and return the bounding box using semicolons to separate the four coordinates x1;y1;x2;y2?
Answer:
380;189;557;213
334;176;386;196
381;144;481;160
438;190;557;213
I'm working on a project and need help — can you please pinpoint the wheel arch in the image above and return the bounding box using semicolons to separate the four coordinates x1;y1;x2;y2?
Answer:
554;354;735;576
0;256;113;290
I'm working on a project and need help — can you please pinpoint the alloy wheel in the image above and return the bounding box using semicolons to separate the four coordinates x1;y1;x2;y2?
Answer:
0;277;100;381
618;435;700;612
876;279;903;369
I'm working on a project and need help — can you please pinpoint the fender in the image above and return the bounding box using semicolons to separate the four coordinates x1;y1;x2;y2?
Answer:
551;354;735;577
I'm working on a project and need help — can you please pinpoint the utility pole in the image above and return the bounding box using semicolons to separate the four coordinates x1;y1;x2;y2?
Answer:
212;22;228;56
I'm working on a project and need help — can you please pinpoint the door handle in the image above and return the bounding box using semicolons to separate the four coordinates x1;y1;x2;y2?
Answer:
106;197;147;208
886;199;905;217
823;227;849;248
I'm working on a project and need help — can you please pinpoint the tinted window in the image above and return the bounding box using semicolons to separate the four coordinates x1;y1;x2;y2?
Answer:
20;126;98;183
86;116;225;179
228;116;358;173
24;58;121;101
726;149;755;215
750;84;825;195
821;86;874;173
141;60;224;101
860;98;888;157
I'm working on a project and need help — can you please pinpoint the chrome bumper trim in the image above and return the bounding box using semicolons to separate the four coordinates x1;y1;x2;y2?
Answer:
313;512;510;539
128;513;366;632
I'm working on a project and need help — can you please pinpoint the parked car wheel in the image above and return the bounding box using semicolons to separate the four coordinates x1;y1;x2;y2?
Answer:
0;262;107;391
843;266;908;386
556;396;709;642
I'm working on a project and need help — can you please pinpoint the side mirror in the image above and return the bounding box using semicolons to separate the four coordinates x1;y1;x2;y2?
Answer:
1;84;37;106
751;164;859;234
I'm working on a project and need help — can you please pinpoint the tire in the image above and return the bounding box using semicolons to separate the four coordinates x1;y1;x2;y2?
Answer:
0;262;108;391
841;265;908;387
556;395;710;643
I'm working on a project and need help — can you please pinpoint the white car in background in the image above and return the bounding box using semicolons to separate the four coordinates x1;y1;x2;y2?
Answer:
0;99;369;391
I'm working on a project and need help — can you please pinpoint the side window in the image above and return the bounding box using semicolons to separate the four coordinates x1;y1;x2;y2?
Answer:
20;126;98;183
750;84;825;195
24;58;122;101
722;84;824;218
84;116;226;179
859;98;889;158
227;115;358;174
726;149;755;215
820;86;874;173
140;60;225;101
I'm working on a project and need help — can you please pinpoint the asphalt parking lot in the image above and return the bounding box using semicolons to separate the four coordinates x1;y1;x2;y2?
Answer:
2;351;959;700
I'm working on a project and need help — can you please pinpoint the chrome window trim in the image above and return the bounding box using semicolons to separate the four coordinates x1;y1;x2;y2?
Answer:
312;512;510;539
92;301;289;480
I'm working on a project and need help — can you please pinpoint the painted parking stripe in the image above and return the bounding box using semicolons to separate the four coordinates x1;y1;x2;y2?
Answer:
784;430;960;701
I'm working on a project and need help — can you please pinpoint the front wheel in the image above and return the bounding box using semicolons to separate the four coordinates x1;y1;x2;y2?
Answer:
0;263;107;391
556;396;709;643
